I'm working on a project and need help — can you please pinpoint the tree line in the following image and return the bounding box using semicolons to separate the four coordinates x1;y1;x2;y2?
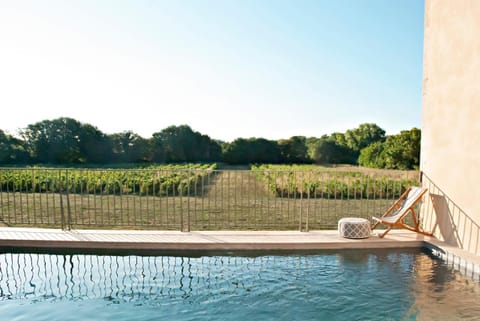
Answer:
0;118;420;169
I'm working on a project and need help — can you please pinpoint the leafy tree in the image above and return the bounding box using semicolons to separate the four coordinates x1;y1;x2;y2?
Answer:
0;130;30;164
312;139;337;164
20;117;111;164
251;138;282;164
222;138;249;164
149;135;166;163
382;128;421;170
78;123;112;163
358;141;385;168
329;133;358;164
345;123;386;152
0;130;15;163
222;138;281;164
21;118;82;163
306;137;322;160
8;117;419;168
206;138;222;162
358;128;421;170
329;132;348;147
312;138;356;164
151;125;221;163
110;131;150;163
278;136;310;163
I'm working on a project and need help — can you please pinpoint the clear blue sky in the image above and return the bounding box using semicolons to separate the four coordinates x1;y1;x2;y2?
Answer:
0;0;425;142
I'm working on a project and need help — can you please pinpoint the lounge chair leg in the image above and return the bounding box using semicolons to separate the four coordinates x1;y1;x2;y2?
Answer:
378;226;393;238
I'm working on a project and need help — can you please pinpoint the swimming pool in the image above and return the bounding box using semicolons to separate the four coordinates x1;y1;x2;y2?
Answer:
0;248;479;321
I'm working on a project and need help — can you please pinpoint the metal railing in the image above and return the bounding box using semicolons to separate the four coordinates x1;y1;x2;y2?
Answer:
0;168;419;231
421;172;480;256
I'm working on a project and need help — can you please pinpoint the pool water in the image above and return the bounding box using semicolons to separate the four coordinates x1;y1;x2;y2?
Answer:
0;249;479;321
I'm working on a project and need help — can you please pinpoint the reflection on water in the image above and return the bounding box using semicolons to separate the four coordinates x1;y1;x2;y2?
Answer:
1;252;323;305
0;249;479;321
411;252;480;321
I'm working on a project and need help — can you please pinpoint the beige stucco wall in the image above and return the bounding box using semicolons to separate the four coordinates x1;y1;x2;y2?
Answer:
421;0;480;255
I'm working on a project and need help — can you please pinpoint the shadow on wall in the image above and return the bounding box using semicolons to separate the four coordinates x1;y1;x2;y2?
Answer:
421;172;480;255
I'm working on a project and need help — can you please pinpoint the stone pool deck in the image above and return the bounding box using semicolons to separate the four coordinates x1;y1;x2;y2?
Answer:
0;227;478;279
0;227;430;251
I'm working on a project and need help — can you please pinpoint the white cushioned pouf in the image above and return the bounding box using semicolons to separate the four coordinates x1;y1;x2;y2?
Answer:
338;217;371;239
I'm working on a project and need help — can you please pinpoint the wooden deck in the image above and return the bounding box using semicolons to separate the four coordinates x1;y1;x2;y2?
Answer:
0;227;428;251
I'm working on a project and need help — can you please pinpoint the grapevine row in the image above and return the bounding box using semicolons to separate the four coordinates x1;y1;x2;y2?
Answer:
0;164;217;196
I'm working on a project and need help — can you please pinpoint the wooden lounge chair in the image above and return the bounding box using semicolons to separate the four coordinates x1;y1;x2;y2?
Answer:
372;186;432;238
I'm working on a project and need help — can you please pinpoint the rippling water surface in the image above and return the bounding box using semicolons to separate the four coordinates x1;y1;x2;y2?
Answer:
0;249;479;321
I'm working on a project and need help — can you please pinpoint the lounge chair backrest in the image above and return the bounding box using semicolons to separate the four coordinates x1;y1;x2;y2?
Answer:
405;186;424;203
390;186;426;218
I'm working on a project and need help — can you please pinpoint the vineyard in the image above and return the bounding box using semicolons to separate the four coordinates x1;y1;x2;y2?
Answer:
0;164;217;197
252;164;419;199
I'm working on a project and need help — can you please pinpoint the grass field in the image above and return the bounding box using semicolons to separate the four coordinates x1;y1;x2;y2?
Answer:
0;165;419;230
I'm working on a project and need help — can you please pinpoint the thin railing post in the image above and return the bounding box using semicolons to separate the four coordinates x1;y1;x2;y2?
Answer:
59;170;65;230
179;175;183;232
306;171;310;232
187;168;191;232
65;169;72;230
299;171;303;232
0;169;3;223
